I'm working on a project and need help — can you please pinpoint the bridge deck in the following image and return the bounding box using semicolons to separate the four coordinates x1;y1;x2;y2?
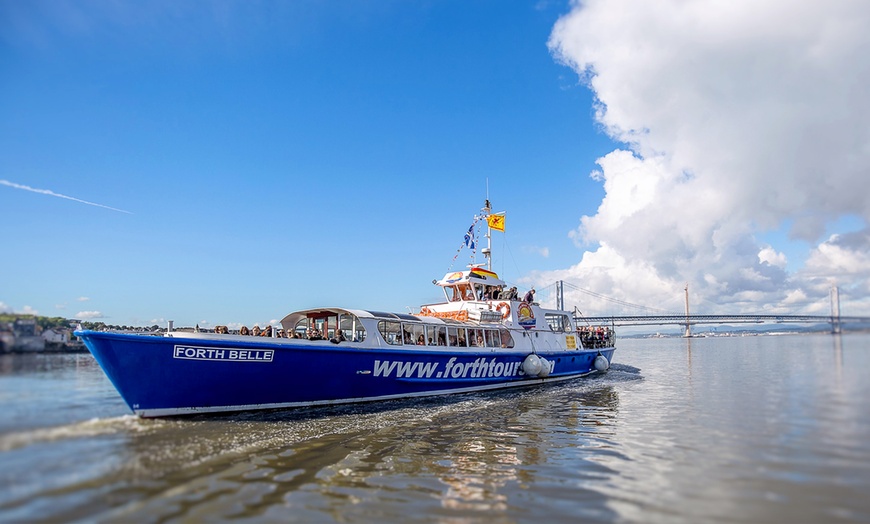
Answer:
574;314;870;326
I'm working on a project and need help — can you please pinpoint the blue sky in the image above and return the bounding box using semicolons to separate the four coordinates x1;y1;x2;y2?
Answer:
2;0;869;328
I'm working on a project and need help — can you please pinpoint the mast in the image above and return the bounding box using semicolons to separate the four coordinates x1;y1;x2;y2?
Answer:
482;199;492;270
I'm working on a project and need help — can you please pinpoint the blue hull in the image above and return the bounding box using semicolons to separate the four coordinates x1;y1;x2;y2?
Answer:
77;330;615;417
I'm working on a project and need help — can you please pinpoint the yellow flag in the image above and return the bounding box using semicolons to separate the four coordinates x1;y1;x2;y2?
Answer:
487;213;505;232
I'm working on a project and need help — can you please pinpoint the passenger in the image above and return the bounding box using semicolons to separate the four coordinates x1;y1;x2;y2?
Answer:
416;334;425;345
239;326;250;336
476;334;485;347
331;330;346;344
509;287;518;300
522;288;535;303
438;334;447;346
252;325;262;337
262;325;272;337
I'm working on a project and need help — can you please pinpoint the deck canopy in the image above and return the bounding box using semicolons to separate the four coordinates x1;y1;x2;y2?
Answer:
435;267;507;303
280;307;495;331
436;267;506;288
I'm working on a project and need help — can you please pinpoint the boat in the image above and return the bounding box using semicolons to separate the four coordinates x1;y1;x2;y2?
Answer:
75;200;616;417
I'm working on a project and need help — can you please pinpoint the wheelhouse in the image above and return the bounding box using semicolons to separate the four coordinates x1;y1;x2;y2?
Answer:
436;267;507;302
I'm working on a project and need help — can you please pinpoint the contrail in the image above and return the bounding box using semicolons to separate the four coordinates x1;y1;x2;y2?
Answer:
0;179;133;214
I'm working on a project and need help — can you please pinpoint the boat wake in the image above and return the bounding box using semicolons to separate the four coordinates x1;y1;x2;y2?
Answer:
0;414;160;452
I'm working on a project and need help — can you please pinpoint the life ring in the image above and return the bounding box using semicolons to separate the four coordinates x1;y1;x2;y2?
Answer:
495;302;511;319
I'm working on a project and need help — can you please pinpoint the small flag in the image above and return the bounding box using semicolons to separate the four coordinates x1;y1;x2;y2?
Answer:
464;224;475;249
487;214;505;232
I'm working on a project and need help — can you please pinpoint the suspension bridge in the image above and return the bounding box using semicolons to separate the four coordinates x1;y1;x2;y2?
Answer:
539;280;870;335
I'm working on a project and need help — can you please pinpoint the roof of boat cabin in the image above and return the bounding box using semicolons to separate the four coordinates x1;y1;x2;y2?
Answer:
436;267;506;287
280;307;502;327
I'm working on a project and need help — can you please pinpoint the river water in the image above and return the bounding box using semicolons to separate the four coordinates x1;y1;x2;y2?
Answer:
0;333;868;523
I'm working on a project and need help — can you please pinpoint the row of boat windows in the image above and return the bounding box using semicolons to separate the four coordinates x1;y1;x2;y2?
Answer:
377;320;515;348
291;316;366;342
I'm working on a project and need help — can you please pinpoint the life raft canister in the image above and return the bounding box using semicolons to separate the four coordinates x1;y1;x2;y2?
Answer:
495;301;511;319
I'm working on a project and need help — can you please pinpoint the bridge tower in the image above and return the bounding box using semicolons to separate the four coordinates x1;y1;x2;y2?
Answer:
831;285;841;334
684;283;691;338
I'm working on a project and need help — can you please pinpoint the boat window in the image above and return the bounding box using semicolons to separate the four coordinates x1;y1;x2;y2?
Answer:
428;326;446;346
454;284;474;301
446;327;458;346
545;313;570;333
448;326;469;347
339;314;366;343
499;329;515;348
406;323;426;346
470;328;485;347
378;321;402;345
485;329;499;347
293;318;325;340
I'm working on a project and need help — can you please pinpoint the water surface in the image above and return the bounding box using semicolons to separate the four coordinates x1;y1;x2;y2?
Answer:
0;334;868;522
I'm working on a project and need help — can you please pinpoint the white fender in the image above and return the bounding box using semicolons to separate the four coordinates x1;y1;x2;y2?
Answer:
522;354;542;377
538;357;552;377
594;354;610;372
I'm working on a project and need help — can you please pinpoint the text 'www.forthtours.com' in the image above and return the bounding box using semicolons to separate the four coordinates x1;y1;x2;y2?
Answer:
372;357;547;379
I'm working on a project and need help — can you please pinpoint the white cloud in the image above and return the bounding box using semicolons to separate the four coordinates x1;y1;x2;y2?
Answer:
75;310;104;320
803;232;870;278
21;305;38;315
758;247;787;269
523;245;550;258
547;0;870;315
77;296;90;302
0;302;11;313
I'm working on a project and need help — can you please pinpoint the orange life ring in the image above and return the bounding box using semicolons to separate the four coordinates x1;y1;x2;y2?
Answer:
495;302;511;319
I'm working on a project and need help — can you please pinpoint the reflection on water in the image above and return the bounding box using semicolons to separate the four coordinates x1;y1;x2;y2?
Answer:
1;336;869;523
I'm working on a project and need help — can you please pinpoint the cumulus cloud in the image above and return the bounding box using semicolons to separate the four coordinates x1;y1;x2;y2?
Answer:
0;302;11;313
546;0;870;315
523;245;550;258
77;296;90;302
758;247;787;269
75;310;104;320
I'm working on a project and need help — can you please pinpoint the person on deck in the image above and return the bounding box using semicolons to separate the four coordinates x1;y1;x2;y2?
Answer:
523;288;535;303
